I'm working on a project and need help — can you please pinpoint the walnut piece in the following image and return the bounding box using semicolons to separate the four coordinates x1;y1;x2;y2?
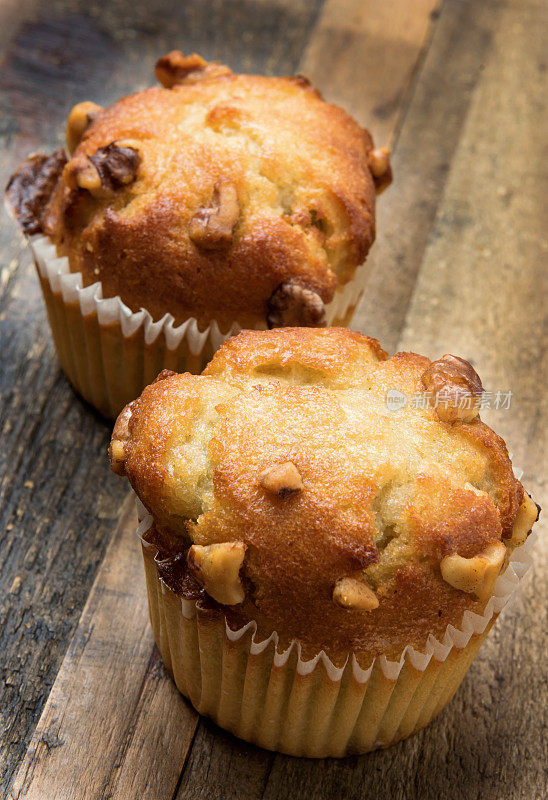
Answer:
89;142;141;193
333;577;379;610
187;541;246;605
155;51;232;88
368;147;392;194
505;492;540;546
421;354;484;423
5;150;67;234
109;401;135;476
189;179;240;250
267;281;326;328
259;461;303;498
440;541;506;601
63;154;102;194
109;440;126;476
64;142;140;198
66;101;102;154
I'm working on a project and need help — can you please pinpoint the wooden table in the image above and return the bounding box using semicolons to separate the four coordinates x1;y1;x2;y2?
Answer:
1;1;546;798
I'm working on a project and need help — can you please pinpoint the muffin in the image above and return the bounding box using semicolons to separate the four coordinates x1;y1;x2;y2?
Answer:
109;327;539;757
5;52;391;419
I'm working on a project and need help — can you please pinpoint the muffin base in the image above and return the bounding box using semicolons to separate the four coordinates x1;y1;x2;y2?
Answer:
139;508;535;757
30;234;371;419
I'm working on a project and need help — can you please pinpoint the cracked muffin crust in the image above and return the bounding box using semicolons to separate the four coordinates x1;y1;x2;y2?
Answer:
6;52;391;330
110;328;539;662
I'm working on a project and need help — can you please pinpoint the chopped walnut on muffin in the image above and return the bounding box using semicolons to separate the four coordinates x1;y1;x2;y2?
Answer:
109;327;539;662
6;52;392;332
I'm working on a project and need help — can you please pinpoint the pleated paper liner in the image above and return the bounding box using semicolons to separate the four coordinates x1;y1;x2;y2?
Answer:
136;505;536;758
28;234;371;419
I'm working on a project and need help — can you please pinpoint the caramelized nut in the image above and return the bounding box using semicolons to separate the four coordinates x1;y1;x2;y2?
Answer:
6;150;67;234
155;51;232;88
333;577;379;610
109;401;135;476
66;101;102;154
109;440;126;476
63;154;102;193
506;492;540;547
421;354;484;423
189;179;240;250
89;142;141;193
259;461;303;498
267;281;326;328
64;142;141;198
368;147;392;194
187;541;246;605
112;401;134;442
440;541;506;601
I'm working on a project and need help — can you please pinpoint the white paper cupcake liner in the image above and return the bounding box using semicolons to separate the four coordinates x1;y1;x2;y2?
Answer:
134;488;536;756
27;234;370;418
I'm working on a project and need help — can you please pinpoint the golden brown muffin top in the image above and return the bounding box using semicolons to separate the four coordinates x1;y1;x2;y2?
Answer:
6;52;392;330
109;328;539;663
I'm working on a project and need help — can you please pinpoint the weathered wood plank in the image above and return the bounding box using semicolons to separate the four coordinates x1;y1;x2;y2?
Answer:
178;0;547;798
0;259;129;794
0;8;142;788
299;0;440;145
0;1;324;792
103;648;197;800
176;722;275;800
353;0;496;352
9;497;199;800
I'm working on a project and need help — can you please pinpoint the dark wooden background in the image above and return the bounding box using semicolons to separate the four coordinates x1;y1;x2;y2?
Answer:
1;1;546;798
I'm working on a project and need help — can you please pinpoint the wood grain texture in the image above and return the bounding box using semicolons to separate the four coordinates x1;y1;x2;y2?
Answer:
0;263;129;795
353;0;496;351
0;1;323;792
9;497;199;800
299;0;440;146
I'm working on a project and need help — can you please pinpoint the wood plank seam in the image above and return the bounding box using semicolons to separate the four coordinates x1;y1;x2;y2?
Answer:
389;5;441;150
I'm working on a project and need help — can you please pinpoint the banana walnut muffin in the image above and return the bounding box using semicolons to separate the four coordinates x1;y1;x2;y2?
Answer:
110;327;539;662
7;52;391;331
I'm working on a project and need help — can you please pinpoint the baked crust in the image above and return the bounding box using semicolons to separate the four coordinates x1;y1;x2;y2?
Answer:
6;54;388;330
111;328;535;662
